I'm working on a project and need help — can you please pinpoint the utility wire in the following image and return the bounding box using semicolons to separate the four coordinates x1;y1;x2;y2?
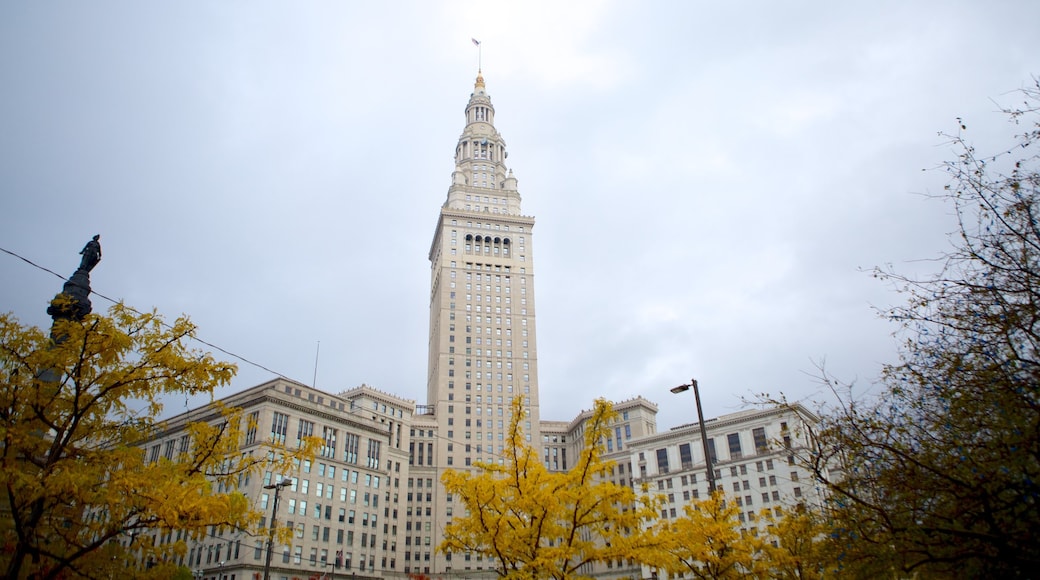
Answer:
1;245;293;382
2;245;541;465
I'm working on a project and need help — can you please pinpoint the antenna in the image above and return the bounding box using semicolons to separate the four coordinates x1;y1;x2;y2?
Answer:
312;341;320;388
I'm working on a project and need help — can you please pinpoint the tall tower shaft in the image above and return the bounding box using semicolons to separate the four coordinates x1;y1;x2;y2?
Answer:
427;71;541;448
412;71;542;575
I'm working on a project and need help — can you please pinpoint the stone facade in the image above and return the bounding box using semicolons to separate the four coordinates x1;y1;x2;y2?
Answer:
143;73;822;580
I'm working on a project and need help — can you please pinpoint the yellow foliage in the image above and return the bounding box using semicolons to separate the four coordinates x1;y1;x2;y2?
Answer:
440;397;662;579
759;505;839;580
651;491;767;580
0;304;313;579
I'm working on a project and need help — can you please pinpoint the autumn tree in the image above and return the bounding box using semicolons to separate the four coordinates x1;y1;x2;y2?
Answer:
649;491;767;580
0;303;309;579
800;80;1040;578
759;505;839;580
440;397;661;579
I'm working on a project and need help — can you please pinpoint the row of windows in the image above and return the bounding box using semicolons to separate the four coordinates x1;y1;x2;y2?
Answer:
280;543;379;571
269;413;382;468
650;425;786;475
263;468;381;491
459;243;509;255
448;261;527;276
456;137;498;162
448;219;524;233
464;193;507;205
447;375;531;386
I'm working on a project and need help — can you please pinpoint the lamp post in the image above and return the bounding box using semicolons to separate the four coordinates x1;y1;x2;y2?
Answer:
262;479;292;580
670;379;717;494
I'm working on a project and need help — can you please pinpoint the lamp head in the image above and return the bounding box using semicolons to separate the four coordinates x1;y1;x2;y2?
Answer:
670;384;690;394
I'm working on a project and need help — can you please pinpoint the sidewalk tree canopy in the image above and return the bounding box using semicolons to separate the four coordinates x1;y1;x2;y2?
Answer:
440;397;663;579
802;80;1040;578
0;303;314;579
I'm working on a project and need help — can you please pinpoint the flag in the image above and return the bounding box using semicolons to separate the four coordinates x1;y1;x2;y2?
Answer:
472;38;481;46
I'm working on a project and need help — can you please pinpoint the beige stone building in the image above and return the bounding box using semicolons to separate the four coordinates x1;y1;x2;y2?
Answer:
619;403;827;580
409;69;544;577
144;72;822;580
140;379;414;578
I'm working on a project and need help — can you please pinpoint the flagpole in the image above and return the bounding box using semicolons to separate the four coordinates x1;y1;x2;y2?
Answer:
472;38;482;71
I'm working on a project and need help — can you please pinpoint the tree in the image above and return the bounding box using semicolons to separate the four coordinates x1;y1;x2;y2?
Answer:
801;80;1040;578
440;397;662;579
649;492;767;580
0;303;309;579
760;505;839;580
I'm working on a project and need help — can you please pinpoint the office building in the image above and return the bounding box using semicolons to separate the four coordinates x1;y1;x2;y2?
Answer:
143;72;822;580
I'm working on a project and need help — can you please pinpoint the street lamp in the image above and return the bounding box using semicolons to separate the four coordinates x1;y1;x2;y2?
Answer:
262;479;292;580
671;379;717;494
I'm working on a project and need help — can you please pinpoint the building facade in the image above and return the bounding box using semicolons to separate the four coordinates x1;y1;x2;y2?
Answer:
144;72;823;580
139;378;413;579
409;69;543;576
620;403;827;580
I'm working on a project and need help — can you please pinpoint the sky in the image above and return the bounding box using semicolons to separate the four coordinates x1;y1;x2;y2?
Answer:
2;1;1039;432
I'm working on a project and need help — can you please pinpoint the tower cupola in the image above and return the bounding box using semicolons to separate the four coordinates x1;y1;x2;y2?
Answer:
446;71;520;213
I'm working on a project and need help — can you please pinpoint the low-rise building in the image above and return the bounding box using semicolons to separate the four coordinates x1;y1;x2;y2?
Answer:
138;378;414;579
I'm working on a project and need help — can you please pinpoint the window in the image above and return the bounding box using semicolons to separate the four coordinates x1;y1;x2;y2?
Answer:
656;448;669;474
344;433;360;464
271;412;289;444
727;433;742;459
752;427;768;454
367;439;382;469
322;426;338;459
245;411;260;445
298;420;315;447
679;443;693;469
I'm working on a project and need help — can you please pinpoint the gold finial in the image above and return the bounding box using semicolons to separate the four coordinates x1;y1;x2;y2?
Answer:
475;70;485;90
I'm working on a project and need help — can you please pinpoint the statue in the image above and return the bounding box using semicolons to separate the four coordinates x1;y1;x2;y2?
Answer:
79;234;101;272
48;235;102;330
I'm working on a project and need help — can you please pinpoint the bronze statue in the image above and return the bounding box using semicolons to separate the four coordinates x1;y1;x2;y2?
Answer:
79;234;101;272
48;235;101;328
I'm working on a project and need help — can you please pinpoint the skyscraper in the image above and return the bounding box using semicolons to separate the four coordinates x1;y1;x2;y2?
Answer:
408;70;543;574
121;70;819;580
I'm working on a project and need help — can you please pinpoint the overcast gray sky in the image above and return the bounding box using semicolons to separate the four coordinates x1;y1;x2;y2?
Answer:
2;1;1039;430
